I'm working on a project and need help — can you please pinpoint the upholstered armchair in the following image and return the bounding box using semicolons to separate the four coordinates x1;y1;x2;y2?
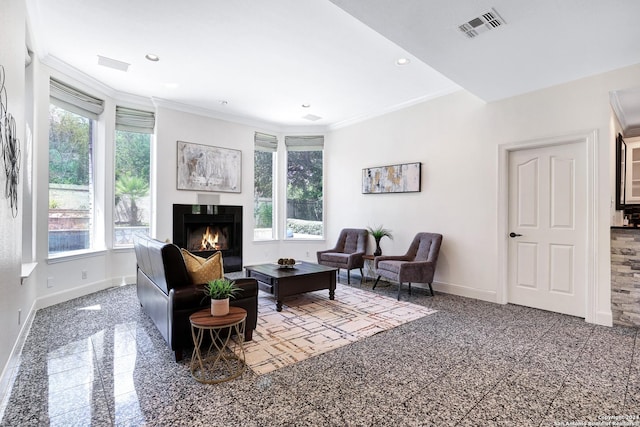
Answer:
374;232;443;300
317;228;368;284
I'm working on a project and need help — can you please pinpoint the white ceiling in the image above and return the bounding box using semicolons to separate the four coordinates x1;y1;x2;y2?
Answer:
26;0;640;131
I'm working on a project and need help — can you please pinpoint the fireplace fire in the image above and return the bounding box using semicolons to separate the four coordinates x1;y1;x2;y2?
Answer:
189;225;228;252
173;204;243;272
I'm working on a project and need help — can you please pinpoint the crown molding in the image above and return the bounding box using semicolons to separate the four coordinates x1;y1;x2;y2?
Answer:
38;55;461;135
151;97;293;133
610;88;640;138
328;86;462;131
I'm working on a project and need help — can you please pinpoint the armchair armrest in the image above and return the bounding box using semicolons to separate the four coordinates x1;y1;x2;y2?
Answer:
398;261;434;272
346;251;365;264
317;247;340;255
398;261;435;283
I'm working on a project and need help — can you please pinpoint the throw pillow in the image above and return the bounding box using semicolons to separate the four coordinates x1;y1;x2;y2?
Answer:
181;249;224;284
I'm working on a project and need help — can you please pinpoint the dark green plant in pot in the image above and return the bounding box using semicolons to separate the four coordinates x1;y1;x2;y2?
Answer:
203;278;241;300
367;225;393;256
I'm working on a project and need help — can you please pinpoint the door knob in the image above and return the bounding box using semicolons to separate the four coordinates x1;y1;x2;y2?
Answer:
509;232;522;238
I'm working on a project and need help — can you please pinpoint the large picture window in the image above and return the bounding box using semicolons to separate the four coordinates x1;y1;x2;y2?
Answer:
48;105;95;254
113;106;154;246
254;132;277;240
285;135;324;239
48;79;104;255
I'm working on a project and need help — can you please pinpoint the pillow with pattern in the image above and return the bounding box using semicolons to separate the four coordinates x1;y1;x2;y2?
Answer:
181;249;224;284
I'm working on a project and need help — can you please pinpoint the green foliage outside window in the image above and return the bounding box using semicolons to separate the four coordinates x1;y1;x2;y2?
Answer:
287;150;323;237
115;131;151;186
48;105;91;185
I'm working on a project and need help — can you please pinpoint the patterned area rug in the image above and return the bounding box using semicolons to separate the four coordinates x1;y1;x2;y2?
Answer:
242;284;437;375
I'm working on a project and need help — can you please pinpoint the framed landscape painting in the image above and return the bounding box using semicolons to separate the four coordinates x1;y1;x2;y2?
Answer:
177;141;242;193
362;162;421;194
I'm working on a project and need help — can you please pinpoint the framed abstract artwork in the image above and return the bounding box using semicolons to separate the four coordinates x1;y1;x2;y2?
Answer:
177;141;241;193
362;162;421;194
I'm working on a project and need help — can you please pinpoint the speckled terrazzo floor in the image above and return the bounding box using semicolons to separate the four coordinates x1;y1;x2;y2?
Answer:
1;274;640;427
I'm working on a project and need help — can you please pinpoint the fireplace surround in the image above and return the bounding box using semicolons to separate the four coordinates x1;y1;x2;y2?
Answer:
172;204;242;272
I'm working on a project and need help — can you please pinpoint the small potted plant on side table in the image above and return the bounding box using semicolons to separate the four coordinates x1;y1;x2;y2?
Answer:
367;225;393;256
203;278;241;317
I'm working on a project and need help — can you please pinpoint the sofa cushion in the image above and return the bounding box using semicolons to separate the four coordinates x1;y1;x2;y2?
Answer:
181;249;224;284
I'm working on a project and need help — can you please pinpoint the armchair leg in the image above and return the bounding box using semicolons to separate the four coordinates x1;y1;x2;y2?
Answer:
408;282;412;295
373;276;381;289
359;268;364;284
347;270;351;284
428;282;434;296
397;282;402;301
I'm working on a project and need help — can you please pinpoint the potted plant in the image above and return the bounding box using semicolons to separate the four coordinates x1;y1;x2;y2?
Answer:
203;278;241;317
367;225;393;256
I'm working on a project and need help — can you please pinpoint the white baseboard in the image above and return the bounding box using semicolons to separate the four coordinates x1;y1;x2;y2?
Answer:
0;299;37;422
430;281;499;303
594;310;613;326
36;278;126;310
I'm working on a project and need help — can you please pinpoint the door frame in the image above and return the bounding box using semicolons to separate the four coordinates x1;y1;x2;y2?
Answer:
497;130;598;323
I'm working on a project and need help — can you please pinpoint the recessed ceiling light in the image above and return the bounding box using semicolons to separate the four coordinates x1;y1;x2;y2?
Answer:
396;58;410;66
302;104;311;108
164;82;179;89
219;100;228;105
145;53;160;62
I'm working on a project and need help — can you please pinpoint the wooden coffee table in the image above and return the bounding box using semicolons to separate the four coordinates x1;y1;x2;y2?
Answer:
244;262;337;311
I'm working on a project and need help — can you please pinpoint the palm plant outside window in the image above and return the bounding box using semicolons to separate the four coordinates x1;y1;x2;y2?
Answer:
113;106;154;246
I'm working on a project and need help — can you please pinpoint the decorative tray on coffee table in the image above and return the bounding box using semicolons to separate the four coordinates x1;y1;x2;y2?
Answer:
274;258;301;269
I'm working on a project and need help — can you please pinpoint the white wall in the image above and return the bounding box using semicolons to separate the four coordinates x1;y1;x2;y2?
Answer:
0;0;31;401
153;106;326;266
325;62;640;322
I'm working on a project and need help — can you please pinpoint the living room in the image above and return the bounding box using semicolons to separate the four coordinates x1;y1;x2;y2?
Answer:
2;0;640;424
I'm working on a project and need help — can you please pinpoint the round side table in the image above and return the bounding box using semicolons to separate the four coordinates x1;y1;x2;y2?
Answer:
189;306;247;384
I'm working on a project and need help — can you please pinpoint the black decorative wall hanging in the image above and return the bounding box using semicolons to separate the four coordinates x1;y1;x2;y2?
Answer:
0;65;21;217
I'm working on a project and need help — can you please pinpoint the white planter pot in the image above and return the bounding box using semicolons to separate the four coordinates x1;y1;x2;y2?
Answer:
211;298;230;317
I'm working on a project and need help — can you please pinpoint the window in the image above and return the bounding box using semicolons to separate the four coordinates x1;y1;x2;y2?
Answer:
254;132;277;240
285;135;324;239
48;79;104;255
114;106;154;246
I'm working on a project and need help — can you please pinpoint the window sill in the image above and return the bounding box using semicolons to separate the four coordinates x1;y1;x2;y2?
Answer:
21;262;38;284
47;248;108;264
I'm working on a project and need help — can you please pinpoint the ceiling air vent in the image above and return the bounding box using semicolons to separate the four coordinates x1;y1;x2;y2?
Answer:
458;8;505;38
303;114;322;122
97;55;130;72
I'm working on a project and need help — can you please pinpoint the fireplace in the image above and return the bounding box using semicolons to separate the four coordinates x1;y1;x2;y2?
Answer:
173;204;242;272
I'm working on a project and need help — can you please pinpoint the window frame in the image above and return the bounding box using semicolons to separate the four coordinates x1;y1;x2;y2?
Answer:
112;105;155;248
253;132;278;241
284;135;325;241
47;103;97;257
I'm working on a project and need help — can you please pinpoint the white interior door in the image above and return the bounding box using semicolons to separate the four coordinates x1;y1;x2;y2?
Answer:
508;142;586;317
